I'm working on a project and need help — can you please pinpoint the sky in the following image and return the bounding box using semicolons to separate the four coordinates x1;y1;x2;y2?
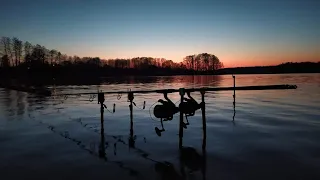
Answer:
1;0;319;67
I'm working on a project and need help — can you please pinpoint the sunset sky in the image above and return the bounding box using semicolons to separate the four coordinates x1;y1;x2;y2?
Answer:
1;0;319;67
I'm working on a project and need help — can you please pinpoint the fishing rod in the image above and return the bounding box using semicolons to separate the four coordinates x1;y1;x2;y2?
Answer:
37;76;298;151
54;84;297;96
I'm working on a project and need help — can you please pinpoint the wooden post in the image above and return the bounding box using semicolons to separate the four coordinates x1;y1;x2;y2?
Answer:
179;88;185;149
233;74;235;98
200;90;207;180
129;101;133;138
179;88;186;178
100;102;104;130
98;92;106;158
98;92;105;133
233;75;236;121
99;112;106;158
128;92;134;148
201;91;206;150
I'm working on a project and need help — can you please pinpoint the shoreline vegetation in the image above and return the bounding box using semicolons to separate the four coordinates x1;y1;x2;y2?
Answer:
1;36;319;86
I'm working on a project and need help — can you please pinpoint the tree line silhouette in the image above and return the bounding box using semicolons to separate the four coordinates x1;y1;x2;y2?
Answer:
216;62;320;75
0;36;223;72
1;36;318;86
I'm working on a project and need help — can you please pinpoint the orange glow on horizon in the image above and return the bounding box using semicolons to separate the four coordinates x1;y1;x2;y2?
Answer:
64;47;320;68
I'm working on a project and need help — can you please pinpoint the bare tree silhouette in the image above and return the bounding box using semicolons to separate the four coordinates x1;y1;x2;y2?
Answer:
12;37;23;66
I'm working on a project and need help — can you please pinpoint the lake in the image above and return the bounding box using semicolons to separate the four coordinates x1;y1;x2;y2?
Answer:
1;74;320;180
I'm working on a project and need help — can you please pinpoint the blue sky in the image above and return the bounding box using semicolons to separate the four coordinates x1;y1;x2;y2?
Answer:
1;0;319;67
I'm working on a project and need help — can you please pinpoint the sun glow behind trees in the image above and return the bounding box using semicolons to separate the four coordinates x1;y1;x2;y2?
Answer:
0;36;223;72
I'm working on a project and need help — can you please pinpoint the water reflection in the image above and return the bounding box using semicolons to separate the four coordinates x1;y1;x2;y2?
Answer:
151;90;207;180
99;118;106;159
1;89;15;118
128;93;135;149
154;137;207;180
0;89;28;119
1;74;319;180
17;91;26;116
101;75;222;87
180;147;203;173
155;161;182;180
233;75;236;122
153;138;207;180
123;90;207;179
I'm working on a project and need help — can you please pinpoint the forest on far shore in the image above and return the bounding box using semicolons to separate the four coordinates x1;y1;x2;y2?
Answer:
0;36;223;71
1;36;319;85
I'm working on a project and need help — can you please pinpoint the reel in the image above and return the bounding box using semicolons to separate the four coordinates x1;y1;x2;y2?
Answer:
153;93;179;136
153;93;179;121
179;92;202;128
179;92;201;117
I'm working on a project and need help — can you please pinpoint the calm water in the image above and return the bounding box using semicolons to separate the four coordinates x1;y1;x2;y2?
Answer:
1;74;320;180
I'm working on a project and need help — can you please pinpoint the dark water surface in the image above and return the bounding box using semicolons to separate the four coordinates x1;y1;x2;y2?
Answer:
1;74;320;180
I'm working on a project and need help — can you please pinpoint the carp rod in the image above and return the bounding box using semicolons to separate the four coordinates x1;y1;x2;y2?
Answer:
47;80;298;151
53;84;297;96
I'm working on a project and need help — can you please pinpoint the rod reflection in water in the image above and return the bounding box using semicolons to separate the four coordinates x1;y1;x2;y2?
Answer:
152;90;207;180
99;117;106;159
178;90;207;180
98;92;106;159
233;74;236;122
96;90;209;179
128;92;135;149
128;92;183;179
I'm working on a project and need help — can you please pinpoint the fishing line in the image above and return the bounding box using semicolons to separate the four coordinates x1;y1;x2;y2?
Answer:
29;98;172;178
132;101;146;110
149;101;160;122
79;118;155;165
28;95;159;173
27;111;142;177
105;107;114;114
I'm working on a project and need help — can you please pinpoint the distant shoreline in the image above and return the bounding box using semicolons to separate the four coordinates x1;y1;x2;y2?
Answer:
0;62;319;86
